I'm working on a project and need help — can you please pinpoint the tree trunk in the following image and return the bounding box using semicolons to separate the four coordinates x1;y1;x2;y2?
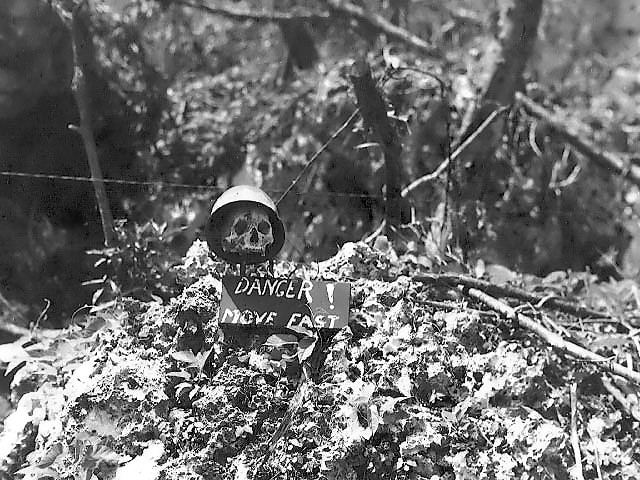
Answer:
278;19;319;83
454;0;543;255
349;59;405;234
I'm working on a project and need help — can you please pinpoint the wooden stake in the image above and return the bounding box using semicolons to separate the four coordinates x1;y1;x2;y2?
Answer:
63;1;116;247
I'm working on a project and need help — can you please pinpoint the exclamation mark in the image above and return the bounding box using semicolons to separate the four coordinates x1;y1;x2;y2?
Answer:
326;284;335;310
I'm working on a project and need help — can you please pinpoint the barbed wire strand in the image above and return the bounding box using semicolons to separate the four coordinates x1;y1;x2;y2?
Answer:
0;170;382;200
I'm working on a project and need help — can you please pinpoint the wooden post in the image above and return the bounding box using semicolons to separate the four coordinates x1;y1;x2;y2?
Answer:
67;3;116;247
349;58;403;234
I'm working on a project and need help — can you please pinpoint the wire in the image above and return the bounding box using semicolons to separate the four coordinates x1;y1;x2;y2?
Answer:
275;109;360;206
0;170;383;200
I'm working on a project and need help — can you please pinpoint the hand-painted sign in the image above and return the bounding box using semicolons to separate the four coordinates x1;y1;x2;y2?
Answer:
219;276;349;329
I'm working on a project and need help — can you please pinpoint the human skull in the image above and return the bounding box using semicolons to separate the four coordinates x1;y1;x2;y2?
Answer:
222;207;274;255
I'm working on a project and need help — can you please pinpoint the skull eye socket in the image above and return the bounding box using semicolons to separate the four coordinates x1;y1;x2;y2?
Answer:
233;218;248;234
257;220;271;234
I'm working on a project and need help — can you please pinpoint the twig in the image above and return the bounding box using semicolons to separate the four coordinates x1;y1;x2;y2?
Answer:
413;299;496;317
586;426;604;480
414;272;606;319
276;109;359;206
322;0;439;57
463;287;640;385
254;364;312;478
31;299;51;333
173;0;329;22
570;383;585;480
402;105;510;197
363;102;509;241
516;92;640;187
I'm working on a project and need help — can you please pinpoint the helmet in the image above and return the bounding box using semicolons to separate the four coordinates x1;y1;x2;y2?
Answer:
205;185;285;264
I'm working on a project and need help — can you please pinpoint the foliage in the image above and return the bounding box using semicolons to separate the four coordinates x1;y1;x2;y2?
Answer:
86;220;181;306
2;243;640;479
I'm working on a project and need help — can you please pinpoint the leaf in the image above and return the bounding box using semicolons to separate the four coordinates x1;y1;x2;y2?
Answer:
396;369;413;397
90;300;117;313
194;347;214;372
589;335;631;351
353;142;380;150
175;382;193;398
369;404;381;437
287;323;314;337
484;263;518;284
92;288;105;305
115;441;164;480
14;465;60;480
86;444;126;465
0;341;31;364
263;334;298;348
170;351;197;364
37;442;64;467
297;336;317;362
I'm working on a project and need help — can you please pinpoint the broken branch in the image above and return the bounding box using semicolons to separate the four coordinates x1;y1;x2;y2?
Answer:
414;272;606;319
322;0;439;57
464;286;640;385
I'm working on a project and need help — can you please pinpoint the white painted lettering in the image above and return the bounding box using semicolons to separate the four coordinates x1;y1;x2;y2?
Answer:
221;308;235;323
287;312;302;327
276;279;288;297
298;279;313;302
234;277;249;295
285;281;297;299
265;277;278;296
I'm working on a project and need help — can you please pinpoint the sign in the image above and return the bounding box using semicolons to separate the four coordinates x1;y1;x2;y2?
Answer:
219;276;350;329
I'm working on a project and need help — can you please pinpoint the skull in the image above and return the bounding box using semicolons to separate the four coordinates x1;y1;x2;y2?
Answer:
222;207;274;255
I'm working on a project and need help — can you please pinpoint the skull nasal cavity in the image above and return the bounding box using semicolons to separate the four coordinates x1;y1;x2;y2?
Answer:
250;228;259;243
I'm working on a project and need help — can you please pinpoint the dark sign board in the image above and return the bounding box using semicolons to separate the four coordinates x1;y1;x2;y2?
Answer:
219;276;350;329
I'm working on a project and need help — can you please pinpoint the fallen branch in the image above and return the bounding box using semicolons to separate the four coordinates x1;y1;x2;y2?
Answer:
516;92;640;187
173;0;329;22
322;0;439;57
464;286;640;385
414;272;606;319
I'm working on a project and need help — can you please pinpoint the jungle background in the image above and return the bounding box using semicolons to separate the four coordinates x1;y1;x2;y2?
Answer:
0;0;638;322
1;0;640;479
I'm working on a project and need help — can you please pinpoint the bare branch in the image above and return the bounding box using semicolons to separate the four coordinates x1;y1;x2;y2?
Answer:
516;92;640;187
173;0;329;22
402;106;510;197
570;383;585;480
322;0;439;57
414;272;607;319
